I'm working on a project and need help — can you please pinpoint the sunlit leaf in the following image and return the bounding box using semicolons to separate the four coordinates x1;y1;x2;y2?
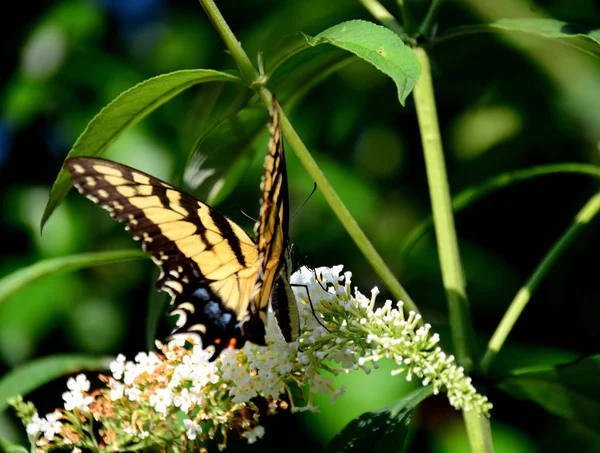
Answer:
326;386;432;452
41;69;244;230
497;355;600;432
441;19;600;58
0;250;145;305
0;355;111;413
304;20;420;105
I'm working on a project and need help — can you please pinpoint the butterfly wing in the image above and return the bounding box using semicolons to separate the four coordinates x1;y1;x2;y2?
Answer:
252;99;300;342
65;157;263;359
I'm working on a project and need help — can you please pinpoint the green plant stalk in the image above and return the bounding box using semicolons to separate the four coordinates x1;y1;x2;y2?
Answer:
359;0;405;36
480;190;600;372
413;47;477;369
198;0;419;314
401;163;600;258
419;0;445;39
463;410;495;453
198;0;260;84
397;0;417;36
413;46;492;453
278;111;419;314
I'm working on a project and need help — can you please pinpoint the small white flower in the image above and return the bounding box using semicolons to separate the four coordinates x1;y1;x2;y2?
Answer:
41;411;62;441
183;419;201;440
244;425;265;444
109;381;124;401
26;413;42;436
66;374;90;393
62;390;93;412
125;387;142;402
110;354;126;379
150;388;173;414
173;388;197;414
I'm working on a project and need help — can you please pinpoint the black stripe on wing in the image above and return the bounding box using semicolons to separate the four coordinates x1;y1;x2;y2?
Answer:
64;157;259;359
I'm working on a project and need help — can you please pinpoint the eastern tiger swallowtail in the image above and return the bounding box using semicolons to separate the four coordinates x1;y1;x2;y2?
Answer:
64;99;299;360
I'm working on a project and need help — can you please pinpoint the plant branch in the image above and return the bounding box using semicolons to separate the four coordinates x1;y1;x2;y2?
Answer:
463;410;495;453
419;0;444;39
412;47;477;370
480;190;600;372
198;0;418;314
198;0;260;84
279;111;419;315
359;0;405;36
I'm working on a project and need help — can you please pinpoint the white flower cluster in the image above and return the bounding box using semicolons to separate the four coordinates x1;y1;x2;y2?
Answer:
20;265;491;452
288;266;492;414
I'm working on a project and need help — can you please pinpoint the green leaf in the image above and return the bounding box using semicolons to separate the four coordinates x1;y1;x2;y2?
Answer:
0;437;28;453
402;163;600;257
265;32;315;77
184;105;269;205
0;250;145;305
269;40;356;111
303;20;420;105
40;69;244;230
441;19;600;58
0;355;111;413
326;386;432;452
497;355;600;432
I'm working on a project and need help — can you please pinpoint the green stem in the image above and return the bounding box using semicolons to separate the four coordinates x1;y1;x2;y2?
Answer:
413;47;477;370
397;0;417;35
402;163;600;259
419;0;445;39
411;50;492;453
279;111;419;315
359;0;405;36
463;410;495;453
198;0;260;84
198;0;418;314
480;191;600;372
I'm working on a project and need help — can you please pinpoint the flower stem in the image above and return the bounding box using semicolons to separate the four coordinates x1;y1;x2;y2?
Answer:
463;410;495;453
197;0;419;314
480;191;600;372
412;47;477;370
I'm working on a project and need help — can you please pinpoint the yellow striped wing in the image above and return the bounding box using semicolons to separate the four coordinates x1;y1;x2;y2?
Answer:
65;157;263;359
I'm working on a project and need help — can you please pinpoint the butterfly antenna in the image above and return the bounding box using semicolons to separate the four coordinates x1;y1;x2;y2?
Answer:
290;182;317;220
290;282;330;333
301;253;328;292
236;207;257;223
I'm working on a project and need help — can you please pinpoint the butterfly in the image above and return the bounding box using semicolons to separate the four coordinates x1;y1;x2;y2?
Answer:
65;99;299;360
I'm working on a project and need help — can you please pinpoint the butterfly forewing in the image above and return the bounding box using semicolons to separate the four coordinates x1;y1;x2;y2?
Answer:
65;158;261;358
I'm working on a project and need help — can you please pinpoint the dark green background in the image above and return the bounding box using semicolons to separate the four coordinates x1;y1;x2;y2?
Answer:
1;0;600;451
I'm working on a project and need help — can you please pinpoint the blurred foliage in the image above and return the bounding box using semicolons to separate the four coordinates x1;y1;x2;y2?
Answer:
1;0;600;452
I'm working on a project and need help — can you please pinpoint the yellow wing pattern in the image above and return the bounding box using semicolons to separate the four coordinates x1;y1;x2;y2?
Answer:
64;98;299;359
